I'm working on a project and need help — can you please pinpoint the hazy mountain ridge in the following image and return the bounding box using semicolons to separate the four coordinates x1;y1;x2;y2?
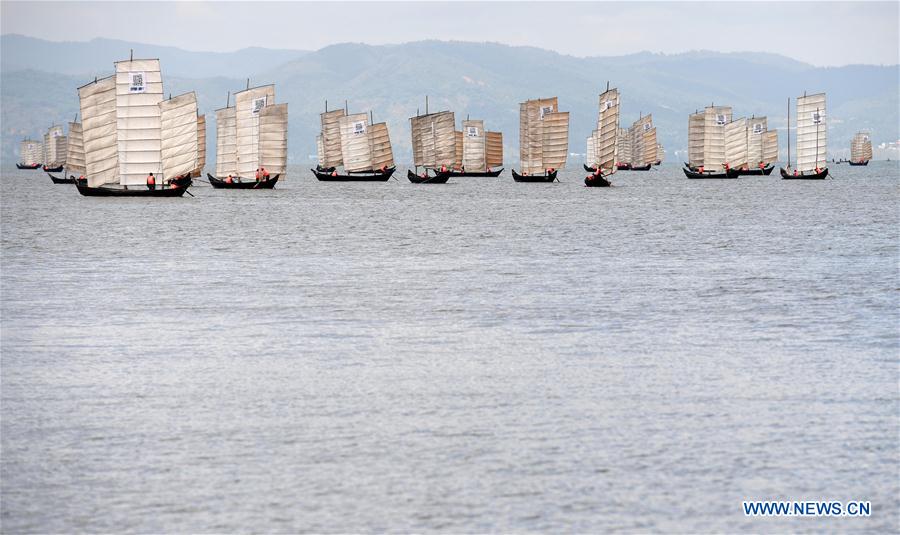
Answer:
2;36;898;165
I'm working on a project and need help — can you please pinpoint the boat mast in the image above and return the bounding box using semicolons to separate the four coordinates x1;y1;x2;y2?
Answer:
815;107;820;170
787;97;790;169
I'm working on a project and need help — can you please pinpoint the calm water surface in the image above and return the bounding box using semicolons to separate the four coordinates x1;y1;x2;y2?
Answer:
2;163;898;532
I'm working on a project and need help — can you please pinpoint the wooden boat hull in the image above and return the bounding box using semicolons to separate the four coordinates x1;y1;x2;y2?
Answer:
736;164;775;176
584;173;611;187
42;165;64;172
442;168;503;177
312;167;394;181
512;169;557;182
16;163;41;170
207;173;278;188
683;167;737;179
407;170;451;184
48;172;76;184
848;160;869;166
780;167;829;180
76;183;189;197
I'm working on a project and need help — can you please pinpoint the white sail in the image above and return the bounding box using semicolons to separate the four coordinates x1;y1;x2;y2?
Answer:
688;112;705;168
462;119;486;172
316;134;325;165
79;75;118;187
159;92;198;179
369;122;394;170
616;128;632;166
410;114;432;167
196;114;206;174
43;125;67;167
485;131;503;168
586;133;597;166
850;131;872;162
630;115;652;166
596;88;620;173
703;106;731;170
520;97;561;174
320;109;345;168
724;117;748;169
431;111;456;168
234;85;275;178
66;122;86;175
642;127;658;166
746;117;767;167
796;93;826;172
339;113;372;172
215;107;237;177
454;130;463;169
115;59;163;185
19;139;42;165
542;111;569;170
258;102;288;176
762;130;779;165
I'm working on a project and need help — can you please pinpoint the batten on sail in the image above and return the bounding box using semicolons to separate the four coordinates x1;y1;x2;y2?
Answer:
369;122;394;170
462;120;486;172
747;117;767;166
196;114;206;174
320;109;345;168
485;131;503;168
234;85;275;178
703;106;732;170
339;113;373;172
596;88;619;173
43;126;67;167
215;107;237;177
66;122;86;175
762;130;779;164
115;59;163;186
79;75;119;187
688;112;705;168
796;93;826;172
724;117;748;169
159;92;198;179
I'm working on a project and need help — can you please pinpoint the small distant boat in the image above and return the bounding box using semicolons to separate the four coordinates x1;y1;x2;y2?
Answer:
315;100;394;182
48;173;77;184
584;84;620;187
49;119;85;185
514;96;569;182
210;84;288;187
17;138;42;169
849;131;872;166
408;98;456;183
684;105;738;179
440;118;504;177
617;113;657;171
41;125;67;173
781;92;828;180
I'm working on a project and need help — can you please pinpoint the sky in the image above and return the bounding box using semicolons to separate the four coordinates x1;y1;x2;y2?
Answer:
1;1;898;67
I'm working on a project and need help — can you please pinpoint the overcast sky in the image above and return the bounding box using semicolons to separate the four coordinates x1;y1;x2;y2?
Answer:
2;1;898;67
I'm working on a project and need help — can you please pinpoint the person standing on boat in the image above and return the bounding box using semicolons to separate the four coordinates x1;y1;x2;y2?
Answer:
261;167;270;180
226;174;234;184
146;173;156;190
255;168;261;182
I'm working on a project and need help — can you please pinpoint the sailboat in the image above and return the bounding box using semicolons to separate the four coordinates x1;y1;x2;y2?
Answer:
654;143;664;166
736;116;776;175
17;139;42;169
781;92;828;179
313;102;395;182
683;105;735;178
584;86;619;187
849;131;872;165
407;99;456;183
628;114;656;171
47;117;82;184
41;125;67;172
439;118;504;178
209;84;287;188
75;56;193;196
513;97;569;182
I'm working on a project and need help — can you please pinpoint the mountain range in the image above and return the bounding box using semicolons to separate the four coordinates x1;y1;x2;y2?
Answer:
2;34;898;166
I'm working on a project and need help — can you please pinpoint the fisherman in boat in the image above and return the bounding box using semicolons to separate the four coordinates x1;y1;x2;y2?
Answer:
255;168;261;182
261;167;270;180
380;165;388;173
226;174;234;184
146;172;156;190
548;167;555;175
331;170;338;177
440;164;447;173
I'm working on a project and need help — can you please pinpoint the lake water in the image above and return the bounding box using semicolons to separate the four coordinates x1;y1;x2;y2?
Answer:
2;162;898;532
